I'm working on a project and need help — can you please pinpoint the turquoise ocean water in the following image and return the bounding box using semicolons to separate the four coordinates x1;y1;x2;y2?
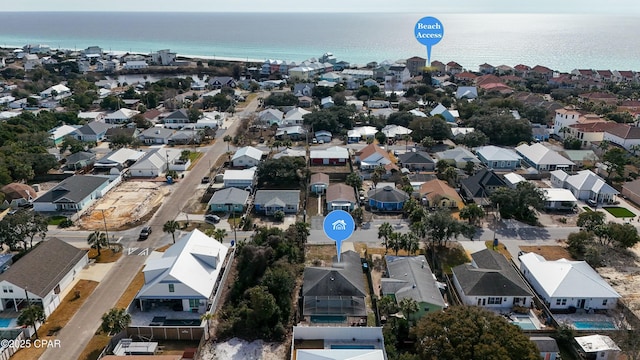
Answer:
0;12;639;72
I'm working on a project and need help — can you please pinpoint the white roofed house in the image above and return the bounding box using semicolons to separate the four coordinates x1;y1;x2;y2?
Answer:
123;60;148;70
519;252;621;312
283;107;311;126
94;148;145;170
129;148;184;177
223;168;256;189
258;108;284;126
39;84;71;100
104;108;140;124
49;124;79;145
475;145;522;171
550;169;618;204
231;146;263;168
382;124;412;139
515;143;575;172
309;146;349;166
574;335;620;360
139;127;175;145
23;54;41;71
541;188;578;211
128;229;229;340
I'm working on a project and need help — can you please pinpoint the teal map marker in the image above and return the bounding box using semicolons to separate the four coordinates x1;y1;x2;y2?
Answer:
323;210;355;262
415;16;444;65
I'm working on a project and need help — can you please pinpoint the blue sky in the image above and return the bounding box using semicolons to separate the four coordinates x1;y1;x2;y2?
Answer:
3;0;639;13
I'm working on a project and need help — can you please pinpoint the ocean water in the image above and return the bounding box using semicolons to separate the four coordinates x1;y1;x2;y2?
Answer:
0;12;639;72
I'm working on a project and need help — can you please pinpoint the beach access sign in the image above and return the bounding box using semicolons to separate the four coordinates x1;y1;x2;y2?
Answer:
323;210;355;262
414;16;444;65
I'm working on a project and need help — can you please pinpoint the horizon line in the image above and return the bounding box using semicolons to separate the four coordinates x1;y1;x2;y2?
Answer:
0;10;631;15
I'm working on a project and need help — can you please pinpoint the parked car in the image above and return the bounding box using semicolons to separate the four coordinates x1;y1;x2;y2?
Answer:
205;214;221;224
201;176;210;184
587;199;597;207
138;226;152;240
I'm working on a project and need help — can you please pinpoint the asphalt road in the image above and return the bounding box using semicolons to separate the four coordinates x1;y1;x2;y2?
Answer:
40;94;262;360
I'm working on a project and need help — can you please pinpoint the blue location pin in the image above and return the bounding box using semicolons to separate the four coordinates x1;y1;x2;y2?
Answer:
323;210;355;262
414;16;444;66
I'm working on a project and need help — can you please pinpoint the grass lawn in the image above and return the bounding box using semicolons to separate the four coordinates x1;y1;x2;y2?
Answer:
12;280;98;360
186;152;203;170
438;243;470;274
603;206;636;218
582;206;592;212
484;240;511;260
48;215;67;225
87;244;123;263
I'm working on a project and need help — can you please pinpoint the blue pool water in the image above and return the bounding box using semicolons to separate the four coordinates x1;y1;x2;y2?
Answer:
310;315;346;323
331;345;375;350
0;318;16;328
511;317;537;330
573;321;617;330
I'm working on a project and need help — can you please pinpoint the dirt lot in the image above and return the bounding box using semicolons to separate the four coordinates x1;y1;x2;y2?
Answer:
596;245;640;317
77;181;170;230
519;245;573;260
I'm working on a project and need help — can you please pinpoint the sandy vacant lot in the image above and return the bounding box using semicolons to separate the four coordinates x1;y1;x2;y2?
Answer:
596;245;640;317
77;181;170;231
201;337;288;360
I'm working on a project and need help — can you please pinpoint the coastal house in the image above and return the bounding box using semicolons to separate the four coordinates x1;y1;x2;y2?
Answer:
23;54;41;71
325;183;357;212
78;111;106;122
275;126;306;141
542;188;578;210
0;183;37;208
123;60;148;70
208;187;249;213
515;143;575;172
460;169;507;205
73;121;115;142
129;229;228;341
222;168;256;189
429;103;456;123
283;107;311;126
258;108;284;126
291;326;386;360
138;126;175;145
208;76;236;89
406;56;426;76
355;143;393;171
397;151;435;171
64;151;96;171
382;124;412;139
150;49;176;65
574;335;620;360
348;126;378;143
475;145;522;171
302;251;366;324
503;172;526;189
163;109;191;129
129;148;185;177
519;252;620;311
39;84;71;99
104;108;139;124
452;249;533;308
434;147;480;168
254;190;300;215
530;337;560;360
49;124;79;145
455;86;478;100
446;61;463;75
231;146;263;168
104;127;139;142
381;255;447;318
603;123;640;151
273;148;306;160
0;238;88;317
553;107;608;138
292;83;314;97
33;175;115;214
550;169;618;204
419;179;463;209
309;146;349;166
567;122;615;148
93;148;145;170
314;130;332;143
367;186;409;212
309;173;330;194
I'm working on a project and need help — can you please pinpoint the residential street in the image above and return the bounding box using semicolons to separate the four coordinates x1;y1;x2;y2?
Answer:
39;94;263;360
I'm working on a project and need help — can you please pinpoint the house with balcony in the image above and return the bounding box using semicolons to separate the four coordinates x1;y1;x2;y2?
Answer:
515;143;575;172
33;175;115;214
549;169;618;204
475;145;522;171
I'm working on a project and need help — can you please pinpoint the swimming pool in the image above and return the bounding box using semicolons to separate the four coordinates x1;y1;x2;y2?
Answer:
511;316;537;330
0;318;17;328
573;320;617;330
310;315;346;323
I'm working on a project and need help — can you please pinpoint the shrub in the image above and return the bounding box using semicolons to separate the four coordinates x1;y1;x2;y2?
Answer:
273;210;285;222
59;218;73;228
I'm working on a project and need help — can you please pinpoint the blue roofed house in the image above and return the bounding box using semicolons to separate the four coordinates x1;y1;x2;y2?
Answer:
254;190;300;215
455;86;478;100
368;185;409;211
208;187;250;213
475;145;522;171
33;175;115;215
381;255;447;319
430;103;456;123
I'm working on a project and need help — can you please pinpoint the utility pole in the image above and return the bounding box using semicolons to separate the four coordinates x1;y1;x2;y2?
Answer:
101;209;110;246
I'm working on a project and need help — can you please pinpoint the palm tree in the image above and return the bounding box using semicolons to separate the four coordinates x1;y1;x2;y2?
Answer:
378;222;393;253
204;228;216;238
399;297;419;324
223;135;232;152
100;308;131;336
18;304;45;339
163;220;180;244
213;228;227;242
389;232;402;255
87;230;108;256
403;232;420;255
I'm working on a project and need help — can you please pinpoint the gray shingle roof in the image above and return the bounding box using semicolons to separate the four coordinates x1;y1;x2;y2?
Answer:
382;255;446;308
398;151;435;165
367;186;409;203
303;251;365;298
460;169;506;198
76;121;112;135
452;249;532;297
165;109;189;120
0;238;87;297
33;175;110;204
254;190;300;207
208;187;249;206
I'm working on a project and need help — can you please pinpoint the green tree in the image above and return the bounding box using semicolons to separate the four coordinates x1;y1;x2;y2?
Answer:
378;222;393;254
567;230;594;259
351;207;364;227
378;295;399;317
223;135;232;152
402;232;420;255
87;230;108;256
60;135;86;154
273;210;285;221
399;297;419;324
409;116;452;141
577;211;606;233
421;136;435;150
389;231;403;255
345;172;363;190
603;147;627;180
607;222;640;248
375;131;387;145
100;308;131;336
425;210;464;248
455;130;489;148
213;228;227;242
459;204;485;225
490;181;545;224
163;220;180;244
413;306;539;360
256;157;307;188
18;304;46;339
